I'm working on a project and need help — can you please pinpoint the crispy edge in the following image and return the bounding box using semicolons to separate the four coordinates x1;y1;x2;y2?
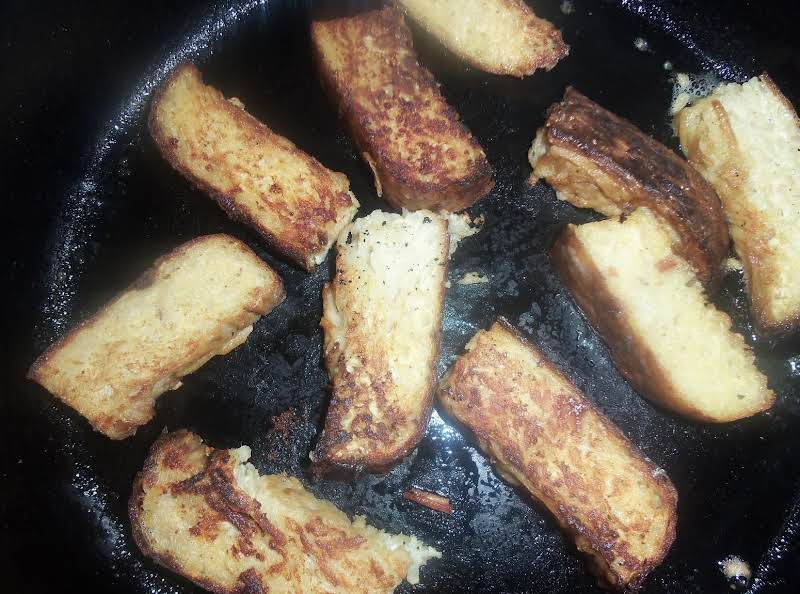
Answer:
437;318;677;590
397;0;569;77
149;62;356;271
676;73;800;337
534;87;729;290
128;431;218;593
310;9;494;212
131;431;409;594
752;73;800;335
312;228;450;476
128;431;279;594
27;235;285;439
549;226;774;423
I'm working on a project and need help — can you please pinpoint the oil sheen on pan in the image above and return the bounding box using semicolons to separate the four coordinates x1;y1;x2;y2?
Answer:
9;1;800;594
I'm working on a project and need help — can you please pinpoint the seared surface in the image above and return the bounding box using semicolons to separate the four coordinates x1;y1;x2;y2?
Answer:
551;208;774;422
438;320;677;591
28;235;284;439
396;0;567;77
311;7;494;211
149;63;359;270
130;431;440;594
313;210;448;473
530;87;729;289
676;74;800;336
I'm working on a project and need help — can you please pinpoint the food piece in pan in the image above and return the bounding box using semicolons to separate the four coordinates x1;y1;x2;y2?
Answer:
311;7;494;212
28;235;285;439
312;210;448;474
149;63;359;270
551;208;774;422
529;87;729;289
438;319;677;591
130;430;440;594
676;74;800;336
403;489;453;514
395;0;568;77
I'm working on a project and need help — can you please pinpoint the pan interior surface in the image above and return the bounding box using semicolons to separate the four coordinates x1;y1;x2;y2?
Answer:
7;1;800;593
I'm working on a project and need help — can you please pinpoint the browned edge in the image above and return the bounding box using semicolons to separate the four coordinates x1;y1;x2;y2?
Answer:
311;225;450;477
394;0;569;78
437;317;678;590
550;224;775;421
309;9;494;212
128;430;262;594
149;62;348;271
27;235;285;439
750;73;800;337
539;86;729;291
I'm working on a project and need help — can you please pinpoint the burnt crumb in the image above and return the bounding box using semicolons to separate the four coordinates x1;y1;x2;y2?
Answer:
264;408;302;463
423;216;432;223
382;221;387;226
403;488;453;514
345;232;353;245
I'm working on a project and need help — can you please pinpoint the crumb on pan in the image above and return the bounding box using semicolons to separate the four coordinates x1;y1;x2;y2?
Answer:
457;272;490;285
446;211;484;256
725;257;743;272
719;555;752;591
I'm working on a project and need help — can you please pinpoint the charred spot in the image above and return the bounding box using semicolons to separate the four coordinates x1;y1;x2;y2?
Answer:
189;513;222;540
545;88;728;287
236;568;267;594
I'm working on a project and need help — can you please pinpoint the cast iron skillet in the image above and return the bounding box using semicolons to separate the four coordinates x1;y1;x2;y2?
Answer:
2;0;800;592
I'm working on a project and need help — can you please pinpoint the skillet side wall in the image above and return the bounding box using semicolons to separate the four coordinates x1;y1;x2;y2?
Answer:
1;1;799;593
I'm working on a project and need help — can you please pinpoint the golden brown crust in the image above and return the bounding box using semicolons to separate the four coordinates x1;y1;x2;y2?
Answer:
129;431;221;593
312;212;448;475
756;74;800;336
550;225;776;422
395;0;568;77
314;298;443;474
130;431;438;593
676;73;800;336
311;8;494;212
438;320;677;591
532;87;729;290
550;227;713;421
28;234;285;439
312;356;439;477
149;63;358;270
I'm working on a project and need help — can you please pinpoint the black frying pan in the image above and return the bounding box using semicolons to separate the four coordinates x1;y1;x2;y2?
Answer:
2;0;800;592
